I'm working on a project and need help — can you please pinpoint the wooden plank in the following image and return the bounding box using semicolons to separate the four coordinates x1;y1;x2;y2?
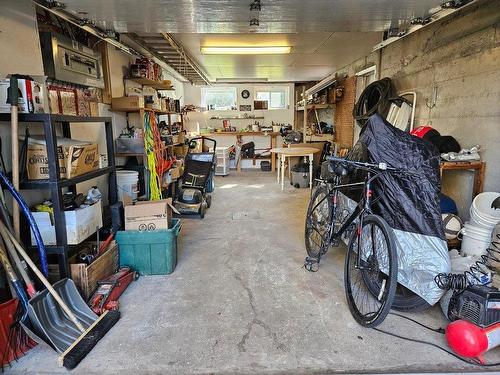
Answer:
271;135;276;172
440;161;484;170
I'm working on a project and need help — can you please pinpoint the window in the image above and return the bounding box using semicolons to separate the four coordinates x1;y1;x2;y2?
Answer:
254;87;288;109
201;87;237;110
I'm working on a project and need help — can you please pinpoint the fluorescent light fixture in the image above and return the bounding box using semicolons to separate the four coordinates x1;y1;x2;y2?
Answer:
216;78;268;83
305;73;337;96
201;46;291;55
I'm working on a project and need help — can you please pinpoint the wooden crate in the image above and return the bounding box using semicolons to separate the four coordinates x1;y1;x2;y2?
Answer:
70;241;119;300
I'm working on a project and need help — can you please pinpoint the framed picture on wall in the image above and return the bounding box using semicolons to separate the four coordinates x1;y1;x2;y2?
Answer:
239;104;252;111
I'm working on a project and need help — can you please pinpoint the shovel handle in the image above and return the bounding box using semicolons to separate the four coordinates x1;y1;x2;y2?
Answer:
3;225;86;333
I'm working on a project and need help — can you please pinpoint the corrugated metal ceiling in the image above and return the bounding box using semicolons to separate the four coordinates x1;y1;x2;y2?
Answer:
54;0;445;82
61;0;442;33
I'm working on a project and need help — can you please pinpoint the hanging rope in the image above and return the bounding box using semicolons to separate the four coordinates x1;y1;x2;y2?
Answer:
143;112;163;200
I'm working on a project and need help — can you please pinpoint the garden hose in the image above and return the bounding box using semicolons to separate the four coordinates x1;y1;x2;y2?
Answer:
143;112;162;200
0;172;48;276
353;78;395;127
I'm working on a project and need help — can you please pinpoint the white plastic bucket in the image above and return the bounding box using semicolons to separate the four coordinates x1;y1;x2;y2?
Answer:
460;222;493;257
470;192;500;227
116;170;139;203
470;208;496;230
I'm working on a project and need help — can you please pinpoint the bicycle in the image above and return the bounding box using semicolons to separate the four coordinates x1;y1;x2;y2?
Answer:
304;156;399;327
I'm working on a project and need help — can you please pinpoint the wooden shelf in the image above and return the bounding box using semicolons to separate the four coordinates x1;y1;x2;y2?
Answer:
204;132;279;136
111;107;178;115
160;111;183;115
126;77;175;90
209;117;265;120
296;103;332;111
115;152;144;157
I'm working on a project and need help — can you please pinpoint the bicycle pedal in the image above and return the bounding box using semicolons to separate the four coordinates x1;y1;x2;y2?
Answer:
304;257;320;272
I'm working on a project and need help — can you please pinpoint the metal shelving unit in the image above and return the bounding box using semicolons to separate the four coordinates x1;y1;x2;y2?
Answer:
0;113;117;278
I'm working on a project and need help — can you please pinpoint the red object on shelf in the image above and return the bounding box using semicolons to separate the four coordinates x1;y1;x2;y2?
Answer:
0;299;36;366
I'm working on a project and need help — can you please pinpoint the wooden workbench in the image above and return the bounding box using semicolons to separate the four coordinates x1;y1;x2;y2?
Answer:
203;132;280;171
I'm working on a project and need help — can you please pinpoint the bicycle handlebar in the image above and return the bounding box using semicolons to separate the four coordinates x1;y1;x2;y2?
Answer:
326;156;398;172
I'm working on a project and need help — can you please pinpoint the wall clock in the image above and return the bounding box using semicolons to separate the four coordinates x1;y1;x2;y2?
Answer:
241;89;250;99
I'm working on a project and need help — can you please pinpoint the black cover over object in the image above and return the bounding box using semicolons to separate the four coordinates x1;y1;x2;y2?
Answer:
339;114;450;304
346;114;444;240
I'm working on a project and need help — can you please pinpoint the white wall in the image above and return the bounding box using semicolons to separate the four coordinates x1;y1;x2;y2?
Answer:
183;83;294;130
0;0;46;206
0;0;186;206
335;1;500;218
0;0;43;77
182;83;293;153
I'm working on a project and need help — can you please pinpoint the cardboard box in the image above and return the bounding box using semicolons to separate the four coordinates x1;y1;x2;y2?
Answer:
25;141;98;180
31;200;103;245
89;101;99;116
0;79;31;113
125;199;179;231
169;165;181;180
70;240;119;300
66;143;99;178
26;144;67;179
111;96;144;111
177;132;185;144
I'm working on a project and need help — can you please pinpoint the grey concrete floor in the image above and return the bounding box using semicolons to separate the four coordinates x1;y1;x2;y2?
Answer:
9;171;500;374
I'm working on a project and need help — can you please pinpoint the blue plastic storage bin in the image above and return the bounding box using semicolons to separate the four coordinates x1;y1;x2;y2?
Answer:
116;218;181;275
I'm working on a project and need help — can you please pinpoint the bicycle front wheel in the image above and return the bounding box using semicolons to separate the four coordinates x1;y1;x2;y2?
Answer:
344;214;397;327
304;185;332;258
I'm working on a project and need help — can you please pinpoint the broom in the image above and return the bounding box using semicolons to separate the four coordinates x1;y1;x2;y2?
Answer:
0;242;34;370
1;224;120;369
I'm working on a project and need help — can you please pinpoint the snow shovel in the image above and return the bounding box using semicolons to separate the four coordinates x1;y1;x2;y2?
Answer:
1;224;119;369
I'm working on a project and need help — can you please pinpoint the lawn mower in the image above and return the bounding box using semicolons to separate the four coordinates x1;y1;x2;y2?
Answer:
174;137;216;218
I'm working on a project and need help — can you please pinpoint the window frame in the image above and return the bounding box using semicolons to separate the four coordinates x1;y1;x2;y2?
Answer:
254;86;289;110
201;86;237;111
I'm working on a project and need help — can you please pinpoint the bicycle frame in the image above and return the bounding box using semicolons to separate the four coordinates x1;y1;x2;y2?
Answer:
311;169;382;267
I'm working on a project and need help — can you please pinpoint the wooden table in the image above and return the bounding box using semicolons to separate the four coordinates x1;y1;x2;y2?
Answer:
270;147;321;191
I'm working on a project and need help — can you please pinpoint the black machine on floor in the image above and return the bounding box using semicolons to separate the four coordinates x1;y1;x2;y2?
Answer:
174;137;216;218
445;284;500;327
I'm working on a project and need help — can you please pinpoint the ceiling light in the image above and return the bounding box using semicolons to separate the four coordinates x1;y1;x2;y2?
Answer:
250;0;261;11
305;73;337;96
216;78;268;83
201;46;291;55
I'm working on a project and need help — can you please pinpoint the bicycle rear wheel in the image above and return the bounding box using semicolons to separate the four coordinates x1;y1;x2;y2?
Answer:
363;276;431;312
304;185;331;258
344;214;397;327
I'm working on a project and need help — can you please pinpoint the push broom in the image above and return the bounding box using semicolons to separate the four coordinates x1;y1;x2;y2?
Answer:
0;166;119;369
0;223;120;369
